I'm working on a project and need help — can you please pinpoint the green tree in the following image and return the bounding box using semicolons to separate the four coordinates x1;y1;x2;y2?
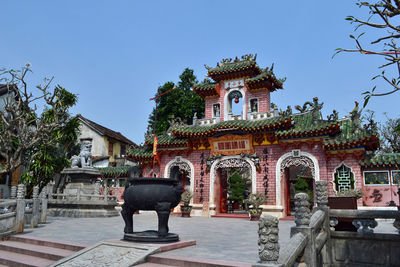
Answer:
228;172;246;205
148;68;205;135
379;114;400;152
0;65;79;194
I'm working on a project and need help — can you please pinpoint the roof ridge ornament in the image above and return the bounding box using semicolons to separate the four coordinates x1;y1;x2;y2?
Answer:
295;97;324;124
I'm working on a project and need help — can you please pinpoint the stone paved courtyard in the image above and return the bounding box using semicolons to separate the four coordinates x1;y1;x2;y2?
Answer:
22;213;397;264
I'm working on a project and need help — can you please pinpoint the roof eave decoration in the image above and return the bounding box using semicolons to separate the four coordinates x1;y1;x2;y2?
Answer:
205;54;262;82
324;135;379;151
360;153;400;168
171;117;294;138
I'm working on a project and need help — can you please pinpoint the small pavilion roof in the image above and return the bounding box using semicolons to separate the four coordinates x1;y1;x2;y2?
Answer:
192;80;219;98
245;68;284;92
207;58;261;82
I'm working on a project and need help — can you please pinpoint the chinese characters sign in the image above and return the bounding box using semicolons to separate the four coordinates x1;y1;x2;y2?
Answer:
209;134;253;156
224;79;244;89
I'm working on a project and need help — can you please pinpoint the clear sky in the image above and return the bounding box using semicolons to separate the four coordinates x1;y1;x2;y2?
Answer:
1;1;398;145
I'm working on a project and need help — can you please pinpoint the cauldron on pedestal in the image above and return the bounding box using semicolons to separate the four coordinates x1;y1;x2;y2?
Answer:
121;177;183;242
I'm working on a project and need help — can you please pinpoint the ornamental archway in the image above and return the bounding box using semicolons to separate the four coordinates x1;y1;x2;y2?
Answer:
164;156;194;193
209;156;257;213
275;151;320;214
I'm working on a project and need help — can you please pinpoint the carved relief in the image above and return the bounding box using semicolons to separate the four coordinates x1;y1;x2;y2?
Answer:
258;215;280;263
215;158;251;169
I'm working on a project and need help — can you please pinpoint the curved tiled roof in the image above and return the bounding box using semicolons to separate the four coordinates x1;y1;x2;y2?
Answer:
360;153;400;168
245;68;284;91
323;119;379;151
127;146;153;160
192;80;219;98
276;112;340;139
144;134;188;147
207;60;261;82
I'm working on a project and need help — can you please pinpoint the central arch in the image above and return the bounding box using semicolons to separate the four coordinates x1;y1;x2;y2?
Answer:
209;155;257;206
275;151;319;208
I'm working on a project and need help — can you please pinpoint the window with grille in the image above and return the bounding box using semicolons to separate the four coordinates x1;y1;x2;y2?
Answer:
334;164;355;192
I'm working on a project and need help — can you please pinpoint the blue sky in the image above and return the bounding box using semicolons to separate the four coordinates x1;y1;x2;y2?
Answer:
1;1;398;144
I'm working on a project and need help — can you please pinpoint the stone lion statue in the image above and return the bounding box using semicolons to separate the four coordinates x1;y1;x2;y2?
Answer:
71;141;92;168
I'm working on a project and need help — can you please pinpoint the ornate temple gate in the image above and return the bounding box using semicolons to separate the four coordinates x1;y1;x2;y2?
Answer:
279;154;317;216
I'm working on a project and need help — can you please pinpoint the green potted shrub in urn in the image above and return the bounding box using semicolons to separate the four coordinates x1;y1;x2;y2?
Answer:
180;190;193;217
244;193;267;221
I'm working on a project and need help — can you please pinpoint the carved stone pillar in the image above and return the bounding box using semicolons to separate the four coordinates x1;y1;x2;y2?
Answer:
15;184;26;233
32;185;40;228
294;193;311;227
315;181;328;208
258;215;280;264
10;186;17;199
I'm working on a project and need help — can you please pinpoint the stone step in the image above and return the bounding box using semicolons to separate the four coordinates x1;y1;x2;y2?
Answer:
211;213;250;219
147;254;251;267
0;240;75;261
0;249;53;267
9;235;86;251
136;263;175;267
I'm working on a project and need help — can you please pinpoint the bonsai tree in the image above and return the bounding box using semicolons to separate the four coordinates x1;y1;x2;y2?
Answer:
244;193;267;216
181;190;193;206
295;177;314;203
180;190;193;217
228;172;246;207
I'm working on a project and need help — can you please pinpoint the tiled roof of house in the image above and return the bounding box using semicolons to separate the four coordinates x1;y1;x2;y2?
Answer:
77;114;137;147
360;153;400;168
170;116;293;138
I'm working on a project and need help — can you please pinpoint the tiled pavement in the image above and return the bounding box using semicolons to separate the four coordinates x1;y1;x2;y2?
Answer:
22;213;397;264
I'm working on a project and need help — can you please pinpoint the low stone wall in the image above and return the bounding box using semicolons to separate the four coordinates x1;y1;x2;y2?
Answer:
328;231;400;266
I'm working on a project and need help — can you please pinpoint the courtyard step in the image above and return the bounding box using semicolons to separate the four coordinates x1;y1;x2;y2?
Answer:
144;254;251;267
0;235;86;267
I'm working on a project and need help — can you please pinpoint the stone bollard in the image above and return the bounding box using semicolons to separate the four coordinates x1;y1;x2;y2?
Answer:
315;180;332;265
10;186;17;199
291;193;315;266
255;215;281;266
40;187;48;224
294;193;311;227
94;181;101;200
32;185;40;228
315;181;328;209
15;184;26;233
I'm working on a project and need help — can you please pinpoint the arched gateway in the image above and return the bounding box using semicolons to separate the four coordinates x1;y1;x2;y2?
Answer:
164;156;194;193
209;156;257;213
276;151;319;215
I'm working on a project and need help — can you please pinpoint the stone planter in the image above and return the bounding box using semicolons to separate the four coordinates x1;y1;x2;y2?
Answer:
250;214;260;221
181;205;192;217
328;196;357;232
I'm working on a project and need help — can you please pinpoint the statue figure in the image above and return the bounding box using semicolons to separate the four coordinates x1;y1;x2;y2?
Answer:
70;141;92;168
327;110;339;122
295;97;323;124
350;101;363;133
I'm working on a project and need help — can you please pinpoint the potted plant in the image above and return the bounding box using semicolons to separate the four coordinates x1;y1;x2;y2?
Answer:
180;190;193;217
328;188;363;231
244;193;267;221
